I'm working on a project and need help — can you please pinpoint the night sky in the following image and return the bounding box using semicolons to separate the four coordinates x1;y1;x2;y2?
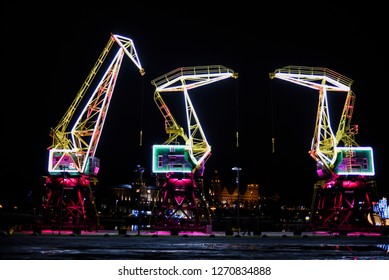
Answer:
2;2;387;207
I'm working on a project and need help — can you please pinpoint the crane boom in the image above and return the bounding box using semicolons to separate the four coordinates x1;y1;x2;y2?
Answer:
48;34;145;176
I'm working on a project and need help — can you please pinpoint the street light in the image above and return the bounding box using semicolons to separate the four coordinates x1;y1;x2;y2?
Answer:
134;165;145;236
59;165;66;235
232;167;241;237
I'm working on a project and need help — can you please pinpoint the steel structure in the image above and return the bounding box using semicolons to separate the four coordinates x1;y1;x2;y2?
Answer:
150;65;238;234
42;34;144;232
270;65;378;231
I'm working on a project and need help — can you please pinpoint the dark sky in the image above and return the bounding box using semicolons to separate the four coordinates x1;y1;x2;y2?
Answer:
2;2;388;206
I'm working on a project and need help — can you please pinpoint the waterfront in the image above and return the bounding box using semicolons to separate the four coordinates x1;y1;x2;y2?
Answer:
1;230;388;260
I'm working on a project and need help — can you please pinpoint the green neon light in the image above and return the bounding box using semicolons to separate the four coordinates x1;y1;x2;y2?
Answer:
334;146;375;176
152;145;195;173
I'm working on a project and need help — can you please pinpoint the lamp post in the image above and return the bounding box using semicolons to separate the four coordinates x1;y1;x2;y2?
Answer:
59;165;66;235
232;167;241;237
134;165;145;236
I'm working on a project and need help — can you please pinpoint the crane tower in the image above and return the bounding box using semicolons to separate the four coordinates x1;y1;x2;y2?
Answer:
42;34;144;233
150;65;238;234
270;65;378;232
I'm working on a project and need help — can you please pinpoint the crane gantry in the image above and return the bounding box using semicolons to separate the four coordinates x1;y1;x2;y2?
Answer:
43;34;144;232
150;65;238;234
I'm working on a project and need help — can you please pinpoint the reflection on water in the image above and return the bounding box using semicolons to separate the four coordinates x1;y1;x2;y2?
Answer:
1;234;389;260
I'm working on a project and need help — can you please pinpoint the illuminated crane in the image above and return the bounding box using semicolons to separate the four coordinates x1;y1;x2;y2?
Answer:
43;34;144;232
270;66;377;231
151;65;238;234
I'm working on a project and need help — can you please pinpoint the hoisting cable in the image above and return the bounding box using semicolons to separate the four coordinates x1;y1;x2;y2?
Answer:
270;78;275;153
139;74;146;146
235;77;239;148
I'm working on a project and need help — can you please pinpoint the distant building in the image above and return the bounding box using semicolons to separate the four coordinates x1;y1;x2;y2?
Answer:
208;170;259;209
240;184;260;208
106;178;159;218
217;184;259;208
100;169;261;219
208;170;222;204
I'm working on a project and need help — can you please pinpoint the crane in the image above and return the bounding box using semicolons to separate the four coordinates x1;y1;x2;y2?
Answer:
150;65;238;234
42;34;145;232
269;65;379;232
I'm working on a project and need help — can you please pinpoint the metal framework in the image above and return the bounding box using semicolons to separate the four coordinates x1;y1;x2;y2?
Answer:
42;34;144;232
150;65;238;234
270;65;377;231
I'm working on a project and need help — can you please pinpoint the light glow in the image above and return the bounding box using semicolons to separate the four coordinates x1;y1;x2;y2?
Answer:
152;144;194;173
335;146;375;176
